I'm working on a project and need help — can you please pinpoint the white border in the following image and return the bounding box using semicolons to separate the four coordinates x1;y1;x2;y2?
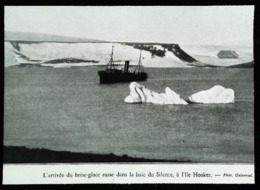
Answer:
3;163;255;184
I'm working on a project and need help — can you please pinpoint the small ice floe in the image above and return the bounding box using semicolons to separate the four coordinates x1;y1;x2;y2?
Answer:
188;85;235;104
124;82;188;105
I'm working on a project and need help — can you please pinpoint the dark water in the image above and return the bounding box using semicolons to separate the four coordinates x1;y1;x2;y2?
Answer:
4;67;254;163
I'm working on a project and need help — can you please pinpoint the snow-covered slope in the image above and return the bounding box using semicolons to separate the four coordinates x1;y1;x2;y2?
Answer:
5;42;194;68
5;41;254;68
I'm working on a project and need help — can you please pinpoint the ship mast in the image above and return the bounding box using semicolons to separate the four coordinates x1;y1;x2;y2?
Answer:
106;45;115;71
135;49;144;73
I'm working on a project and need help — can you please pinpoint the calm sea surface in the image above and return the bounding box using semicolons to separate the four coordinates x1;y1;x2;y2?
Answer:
4;67;254;162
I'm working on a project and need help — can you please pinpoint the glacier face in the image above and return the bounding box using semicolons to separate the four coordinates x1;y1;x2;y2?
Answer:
182;45;254;67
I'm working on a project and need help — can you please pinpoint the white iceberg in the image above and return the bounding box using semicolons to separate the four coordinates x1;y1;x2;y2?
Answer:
124;82;188;105
188;85;235;104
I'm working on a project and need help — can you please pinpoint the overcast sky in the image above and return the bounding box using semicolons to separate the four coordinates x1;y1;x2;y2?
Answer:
5;6;254;45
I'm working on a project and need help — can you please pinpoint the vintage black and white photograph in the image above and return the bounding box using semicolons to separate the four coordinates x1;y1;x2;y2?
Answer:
3;5;254;184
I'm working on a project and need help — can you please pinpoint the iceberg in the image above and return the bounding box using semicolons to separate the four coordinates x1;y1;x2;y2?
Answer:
124;82;188;105
188;85;235;104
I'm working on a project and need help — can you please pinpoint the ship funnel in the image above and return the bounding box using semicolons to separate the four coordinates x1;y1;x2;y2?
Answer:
124;61;130;72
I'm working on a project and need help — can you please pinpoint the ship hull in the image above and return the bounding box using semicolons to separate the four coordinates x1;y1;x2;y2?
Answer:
98;71;148;84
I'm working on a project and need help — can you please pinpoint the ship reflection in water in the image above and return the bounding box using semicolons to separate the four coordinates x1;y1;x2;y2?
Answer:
98;45;148;84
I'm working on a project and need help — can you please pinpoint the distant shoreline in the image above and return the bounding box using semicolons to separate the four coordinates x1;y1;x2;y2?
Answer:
3;146;191;163
7;62;254;69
